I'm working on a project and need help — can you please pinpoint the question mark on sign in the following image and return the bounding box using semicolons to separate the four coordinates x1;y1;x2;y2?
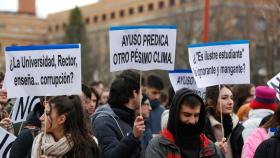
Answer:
243;63;246;73
70;72;74;83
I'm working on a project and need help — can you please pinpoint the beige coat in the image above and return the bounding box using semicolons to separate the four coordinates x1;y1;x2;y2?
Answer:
208;114;239;158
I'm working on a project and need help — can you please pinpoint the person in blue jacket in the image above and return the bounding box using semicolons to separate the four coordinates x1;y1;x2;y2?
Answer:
92;70;145;158
145;74;165;134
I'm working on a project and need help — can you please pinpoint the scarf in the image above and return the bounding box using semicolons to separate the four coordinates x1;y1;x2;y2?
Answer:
31;133;73;158
111;105;135;127
177;122;201;149
215;114;233;138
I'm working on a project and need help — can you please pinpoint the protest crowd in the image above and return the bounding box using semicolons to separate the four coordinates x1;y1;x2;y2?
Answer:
0;68;280;158
0;27;279;158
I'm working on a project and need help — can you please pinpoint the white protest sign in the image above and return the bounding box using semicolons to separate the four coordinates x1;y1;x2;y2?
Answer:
109;26;177;72
5;44;81;98
0;127;16;158
169;69;206;99
11;96;40;123
188;40;250;88
267;72;280;100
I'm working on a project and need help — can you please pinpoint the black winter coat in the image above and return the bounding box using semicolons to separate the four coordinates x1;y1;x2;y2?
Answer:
254;128;280;158
92;105;141;158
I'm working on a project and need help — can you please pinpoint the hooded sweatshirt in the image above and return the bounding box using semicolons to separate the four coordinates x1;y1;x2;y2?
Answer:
145;88;223;158
167;88;206;157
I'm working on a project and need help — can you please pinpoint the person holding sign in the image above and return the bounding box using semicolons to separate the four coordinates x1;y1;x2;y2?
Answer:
0;89;14;134
204;85;242;158
31;96;100;158
92;70;144;158
145;88;224;158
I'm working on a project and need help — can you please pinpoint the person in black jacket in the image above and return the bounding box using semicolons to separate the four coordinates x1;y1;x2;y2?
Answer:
254;126;280;158
92;70;145;158
9;97;44;158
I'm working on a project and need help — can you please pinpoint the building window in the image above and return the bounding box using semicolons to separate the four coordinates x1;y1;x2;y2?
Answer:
129;8;134;15
138;5;144;13
185;19;191;31
254;45;265;65
169;0;176;6
62;23;67;30
275;47;280;73
159;1;164;9
111;12;115;19
235;15;245;32
12;26;20;32
278;19;280;32
180;0;187;3
0;23;5;30
255;17;267;32
27;27;33;33
276;47;280;59
102;14;107;21
48;26;52;32
148;3;154;11
55;24;59;31
93;16;98;23
85;17;90;24
120;10;125;17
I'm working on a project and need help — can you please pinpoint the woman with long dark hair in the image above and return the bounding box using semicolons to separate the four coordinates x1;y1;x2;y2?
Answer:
204;85;242;158
31;95;100;158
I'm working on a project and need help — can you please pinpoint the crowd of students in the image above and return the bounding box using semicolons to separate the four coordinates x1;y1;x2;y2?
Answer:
0;70;280;158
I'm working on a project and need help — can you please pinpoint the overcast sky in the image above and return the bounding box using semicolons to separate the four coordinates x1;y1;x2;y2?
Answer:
0;0;98;18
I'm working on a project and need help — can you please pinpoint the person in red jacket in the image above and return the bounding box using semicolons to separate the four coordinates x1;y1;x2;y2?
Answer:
145;88;224;158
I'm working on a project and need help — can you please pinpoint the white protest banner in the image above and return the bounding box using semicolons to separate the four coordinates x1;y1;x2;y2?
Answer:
0;127;16;158
169;69;206;99
11;96;40;123
188;40;250;88
109;26;177;72
267;72;280;100
5;44;81;98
